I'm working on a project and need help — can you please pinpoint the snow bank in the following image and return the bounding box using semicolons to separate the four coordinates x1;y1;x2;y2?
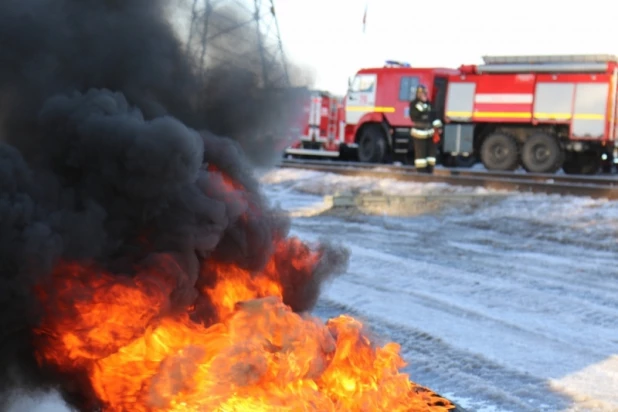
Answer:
259;168;493;197
260;168;618;223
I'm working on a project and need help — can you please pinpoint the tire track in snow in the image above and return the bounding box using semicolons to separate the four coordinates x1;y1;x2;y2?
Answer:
453;216;618;253
296;216;618;298
337;273;613;361
296;217;618;324
319;225;618;327
296;221;618;357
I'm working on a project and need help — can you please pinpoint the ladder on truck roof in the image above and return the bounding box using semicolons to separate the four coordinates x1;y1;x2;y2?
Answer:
482;54;618;64
476;54;618;74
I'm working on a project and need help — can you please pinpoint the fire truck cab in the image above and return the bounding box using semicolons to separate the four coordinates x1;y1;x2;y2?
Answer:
444;54;618;174
343;61;458;163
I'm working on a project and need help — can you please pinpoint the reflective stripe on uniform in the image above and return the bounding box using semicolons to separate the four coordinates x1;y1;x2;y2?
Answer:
410;128;434;139
426;157;436;165
414;159;428;167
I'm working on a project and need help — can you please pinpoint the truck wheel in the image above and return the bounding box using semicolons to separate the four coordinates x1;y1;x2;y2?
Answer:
357;125;387;163
521;133;563;173
563;151;601;175
480;132;519;171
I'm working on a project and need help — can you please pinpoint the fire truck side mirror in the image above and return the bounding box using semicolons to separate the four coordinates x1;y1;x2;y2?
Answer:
347;77;352;89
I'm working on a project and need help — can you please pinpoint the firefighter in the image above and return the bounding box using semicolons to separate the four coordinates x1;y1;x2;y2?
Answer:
409;85;442;173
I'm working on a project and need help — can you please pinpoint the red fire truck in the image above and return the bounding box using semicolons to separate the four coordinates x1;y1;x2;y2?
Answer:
285;55;618;174
284;90;349;159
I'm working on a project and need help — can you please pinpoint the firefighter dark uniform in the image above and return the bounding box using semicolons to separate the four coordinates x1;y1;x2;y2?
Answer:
409;85;441;173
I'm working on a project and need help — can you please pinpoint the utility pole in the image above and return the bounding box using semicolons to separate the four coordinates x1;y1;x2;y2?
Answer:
185;0;290;88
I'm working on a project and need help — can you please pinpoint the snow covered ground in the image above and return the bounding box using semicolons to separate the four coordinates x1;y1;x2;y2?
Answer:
260;168;618;412
10;167;618;412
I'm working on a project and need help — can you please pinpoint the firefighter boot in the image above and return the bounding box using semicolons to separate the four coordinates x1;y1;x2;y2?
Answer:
414;158;427;173
426;156;436;174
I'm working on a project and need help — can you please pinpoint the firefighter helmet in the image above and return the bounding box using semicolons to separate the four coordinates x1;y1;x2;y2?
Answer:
415;84;428;99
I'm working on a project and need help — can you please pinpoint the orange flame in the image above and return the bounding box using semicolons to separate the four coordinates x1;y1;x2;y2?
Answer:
33;171;456;411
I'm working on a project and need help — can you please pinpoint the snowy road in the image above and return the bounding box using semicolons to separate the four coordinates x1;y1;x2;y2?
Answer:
261;169;618;412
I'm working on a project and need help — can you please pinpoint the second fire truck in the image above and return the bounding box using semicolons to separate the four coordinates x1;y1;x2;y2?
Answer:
285;54;618;174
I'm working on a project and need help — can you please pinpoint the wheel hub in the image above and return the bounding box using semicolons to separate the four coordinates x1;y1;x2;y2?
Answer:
533;144;550;162
492;144;508;160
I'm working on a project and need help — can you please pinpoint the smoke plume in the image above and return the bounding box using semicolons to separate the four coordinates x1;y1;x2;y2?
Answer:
0;0;347;410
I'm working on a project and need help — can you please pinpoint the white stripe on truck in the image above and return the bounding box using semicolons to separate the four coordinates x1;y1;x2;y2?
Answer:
474;93;534;104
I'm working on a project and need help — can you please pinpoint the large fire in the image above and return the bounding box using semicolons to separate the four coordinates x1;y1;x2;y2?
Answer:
32;168;456;412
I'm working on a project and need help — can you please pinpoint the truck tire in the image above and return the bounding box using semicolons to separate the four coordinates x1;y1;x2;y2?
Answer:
563;151;600;175
521;133;564;173
357;125;387;163
480;132;519;171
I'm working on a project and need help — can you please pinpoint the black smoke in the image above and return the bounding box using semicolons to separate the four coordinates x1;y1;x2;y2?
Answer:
0;0;314;166
0;0;347;410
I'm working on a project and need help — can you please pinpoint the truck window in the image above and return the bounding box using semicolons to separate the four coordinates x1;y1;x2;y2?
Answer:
350;74;375;93
399;76;420;101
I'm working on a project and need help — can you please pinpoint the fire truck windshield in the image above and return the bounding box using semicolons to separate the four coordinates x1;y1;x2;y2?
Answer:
349;74;375;93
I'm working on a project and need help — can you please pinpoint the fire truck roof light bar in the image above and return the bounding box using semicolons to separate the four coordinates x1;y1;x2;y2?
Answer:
384;60;411;67
475;62;609;74
482;54;618;64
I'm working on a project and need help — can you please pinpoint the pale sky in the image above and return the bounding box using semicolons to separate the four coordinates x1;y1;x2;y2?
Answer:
274;0;618;95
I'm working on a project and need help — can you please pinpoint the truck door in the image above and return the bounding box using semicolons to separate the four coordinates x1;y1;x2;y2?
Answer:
345;73;377;125
432;77;448;119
